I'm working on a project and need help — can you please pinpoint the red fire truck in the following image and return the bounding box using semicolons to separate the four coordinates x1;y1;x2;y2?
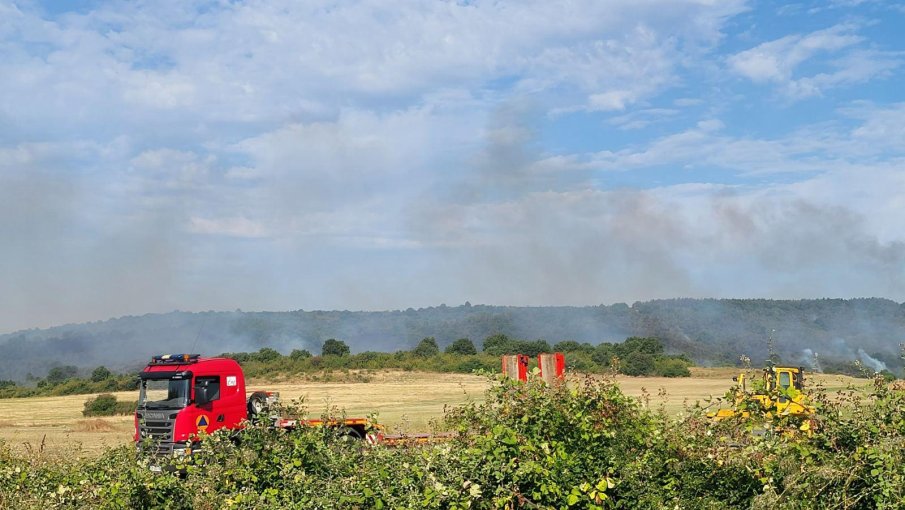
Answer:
135;354;375;456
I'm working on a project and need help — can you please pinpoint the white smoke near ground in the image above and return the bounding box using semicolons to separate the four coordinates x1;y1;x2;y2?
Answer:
801;348;823;372
857;348;888;373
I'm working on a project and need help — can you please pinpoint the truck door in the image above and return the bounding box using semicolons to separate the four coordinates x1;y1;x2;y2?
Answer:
194;376;222;434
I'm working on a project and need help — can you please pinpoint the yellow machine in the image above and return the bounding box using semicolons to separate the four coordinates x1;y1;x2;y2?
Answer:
709;363;816;432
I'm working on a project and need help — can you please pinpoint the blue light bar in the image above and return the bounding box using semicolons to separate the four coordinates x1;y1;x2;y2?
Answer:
149;354;201;365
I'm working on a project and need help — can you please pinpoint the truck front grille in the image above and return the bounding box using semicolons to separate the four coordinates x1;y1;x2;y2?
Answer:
137;411;177;453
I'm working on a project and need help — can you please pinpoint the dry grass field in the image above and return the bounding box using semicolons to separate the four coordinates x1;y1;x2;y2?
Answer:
0;368;870;457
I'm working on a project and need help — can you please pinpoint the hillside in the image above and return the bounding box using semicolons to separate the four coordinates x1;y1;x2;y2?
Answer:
1;298;904;380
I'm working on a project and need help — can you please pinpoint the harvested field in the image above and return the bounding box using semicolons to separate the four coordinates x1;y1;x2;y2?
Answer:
0;369;870;457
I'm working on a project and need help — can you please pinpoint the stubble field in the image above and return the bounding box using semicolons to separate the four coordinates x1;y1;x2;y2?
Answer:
0;368;866;457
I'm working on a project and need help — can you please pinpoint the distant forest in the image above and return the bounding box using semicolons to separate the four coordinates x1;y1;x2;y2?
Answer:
1;298;904;380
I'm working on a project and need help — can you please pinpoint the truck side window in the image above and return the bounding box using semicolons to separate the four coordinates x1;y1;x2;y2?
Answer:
195;376;221;403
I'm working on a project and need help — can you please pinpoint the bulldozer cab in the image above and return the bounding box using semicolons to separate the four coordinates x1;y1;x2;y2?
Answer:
764;365;804;393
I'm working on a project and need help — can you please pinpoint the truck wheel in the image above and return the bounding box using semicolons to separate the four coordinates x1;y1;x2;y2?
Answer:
247;393;268;422
340;427;364;441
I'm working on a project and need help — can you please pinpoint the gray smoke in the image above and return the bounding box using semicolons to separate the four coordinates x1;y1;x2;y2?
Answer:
857;348;888;373
801;348;823;372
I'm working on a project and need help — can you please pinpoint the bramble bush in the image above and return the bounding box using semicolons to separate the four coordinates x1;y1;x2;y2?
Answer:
2;374;905;509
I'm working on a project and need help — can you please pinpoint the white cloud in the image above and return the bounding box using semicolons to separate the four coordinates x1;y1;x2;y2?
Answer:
0;0;747;137
584;102;905;174
590;90;637;111
729;25;863;83
728;24;900;98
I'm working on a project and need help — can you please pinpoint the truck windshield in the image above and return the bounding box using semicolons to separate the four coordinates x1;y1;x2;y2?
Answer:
139;379;190;409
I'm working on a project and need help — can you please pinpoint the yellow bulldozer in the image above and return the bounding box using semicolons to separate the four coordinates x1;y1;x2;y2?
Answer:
708;362;816;434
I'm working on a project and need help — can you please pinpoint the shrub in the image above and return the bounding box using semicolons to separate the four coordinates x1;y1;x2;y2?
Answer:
45;365;79;385
90;366;112;382
289;349;312;360
412;337;440;357
593;343;617;367
445;338;477;355
618;337;664;356
82;394;136;417
322;339;350;357
654;357;692;377
8;375;905;508
482;333;512;356
252;347;282;362
620;351;656;376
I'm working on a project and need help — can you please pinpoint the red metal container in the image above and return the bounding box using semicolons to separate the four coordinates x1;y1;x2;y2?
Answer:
501;354;529;381
537;352;565;383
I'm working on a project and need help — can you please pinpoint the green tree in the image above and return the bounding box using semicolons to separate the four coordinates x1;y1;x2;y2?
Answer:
553;340;593;354
618;337;664;356
322;338;350;357
554;340;579;352
592;343;617;367
445;338;477;355
413;337;440;357
289;349;312;360
517;339;553;357
253;347;282;362
482;334;513;356
90;366;112;382
45;365;78;385
620;351;656;376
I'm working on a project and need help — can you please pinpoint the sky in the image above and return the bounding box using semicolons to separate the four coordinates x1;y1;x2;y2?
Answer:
1;0;904;333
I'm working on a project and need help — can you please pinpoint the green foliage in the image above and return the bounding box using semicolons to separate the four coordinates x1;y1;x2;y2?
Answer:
289;348;312;360
592;343;617;366
445;338;477;355
481;333;512;356
254;347;282;362
7;375;905;508
553;340;595;354
412;337;440;357
90;366;112;382
653;357;692;377
619;336;664;356
0;371;137;399
322;338;350;357
620;351;655;376
44;365;78;385
1;336;692;401
82;394;137;417
481;334;552;357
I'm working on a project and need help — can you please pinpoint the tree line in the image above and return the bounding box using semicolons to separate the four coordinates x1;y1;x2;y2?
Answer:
0;334;694;399
219;334;693;379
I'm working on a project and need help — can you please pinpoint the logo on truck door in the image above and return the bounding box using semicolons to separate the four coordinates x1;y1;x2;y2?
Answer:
226;376;237;387
196;414;210;433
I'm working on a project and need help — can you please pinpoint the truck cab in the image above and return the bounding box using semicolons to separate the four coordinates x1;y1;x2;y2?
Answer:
135;354;247;454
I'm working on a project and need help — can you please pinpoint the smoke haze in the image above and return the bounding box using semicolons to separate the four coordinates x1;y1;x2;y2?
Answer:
2;2;905;339
2;299;904;381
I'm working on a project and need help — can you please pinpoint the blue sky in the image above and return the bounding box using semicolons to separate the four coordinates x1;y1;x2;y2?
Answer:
1;0;904;332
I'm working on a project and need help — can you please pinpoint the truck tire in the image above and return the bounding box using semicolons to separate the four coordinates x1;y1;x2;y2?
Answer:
247;392;269;422
339;426;364;441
